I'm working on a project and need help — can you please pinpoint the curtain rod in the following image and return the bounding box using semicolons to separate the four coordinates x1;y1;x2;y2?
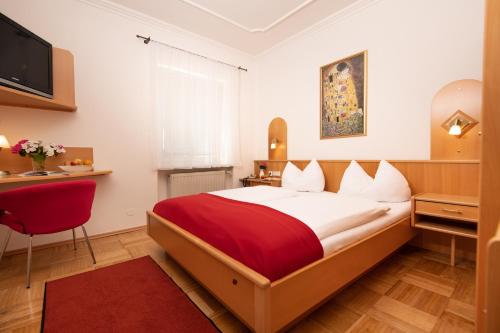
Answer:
136;35;248;72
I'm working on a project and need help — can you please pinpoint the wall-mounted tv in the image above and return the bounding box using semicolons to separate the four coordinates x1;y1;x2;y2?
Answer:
0;12;53;99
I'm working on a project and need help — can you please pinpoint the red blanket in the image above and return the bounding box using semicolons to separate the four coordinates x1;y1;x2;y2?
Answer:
153;193;323;281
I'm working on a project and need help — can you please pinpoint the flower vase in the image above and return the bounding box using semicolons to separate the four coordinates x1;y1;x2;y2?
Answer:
31;156;47;172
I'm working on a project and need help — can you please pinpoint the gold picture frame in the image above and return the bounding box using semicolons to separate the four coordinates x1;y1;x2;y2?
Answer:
320;50;368;139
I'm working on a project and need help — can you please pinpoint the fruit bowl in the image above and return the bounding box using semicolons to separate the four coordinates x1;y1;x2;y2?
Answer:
58;165;93;173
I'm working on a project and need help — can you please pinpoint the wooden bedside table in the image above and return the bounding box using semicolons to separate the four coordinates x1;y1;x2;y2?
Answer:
241;177;281;187
411;193;479;266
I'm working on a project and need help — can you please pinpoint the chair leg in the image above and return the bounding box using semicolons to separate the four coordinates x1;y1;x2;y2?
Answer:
0;228;13;264
72;229;77;251
81;226;96;265
26;235;32;289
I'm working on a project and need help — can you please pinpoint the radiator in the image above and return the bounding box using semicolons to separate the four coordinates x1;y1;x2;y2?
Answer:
168;171;227;198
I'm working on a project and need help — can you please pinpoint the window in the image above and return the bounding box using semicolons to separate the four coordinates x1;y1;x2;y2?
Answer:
151;44;241;169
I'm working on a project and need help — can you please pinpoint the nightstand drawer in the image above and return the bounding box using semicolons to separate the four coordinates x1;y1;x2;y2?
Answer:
415;200;478;222
248;180;270;187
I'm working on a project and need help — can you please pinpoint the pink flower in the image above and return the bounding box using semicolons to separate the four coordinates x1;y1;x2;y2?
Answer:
11;139;28;154
11;144;21;154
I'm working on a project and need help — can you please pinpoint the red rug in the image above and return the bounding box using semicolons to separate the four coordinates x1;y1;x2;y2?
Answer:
42;256;220;332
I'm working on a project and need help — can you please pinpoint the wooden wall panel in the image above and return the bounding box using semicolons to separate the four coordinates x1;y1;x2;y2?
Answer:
255;160;480;196
477;0;500;331
0;147;93;174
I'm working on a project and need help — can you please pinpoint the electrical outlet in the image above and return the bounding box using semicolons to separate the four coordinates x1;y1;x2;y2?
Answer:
270;171;281;177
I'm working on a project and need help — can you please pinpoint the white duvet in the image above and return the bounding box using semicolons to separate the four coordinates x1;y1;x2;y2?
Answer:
265;192;390;240
211;186;391;241
212;185;298;204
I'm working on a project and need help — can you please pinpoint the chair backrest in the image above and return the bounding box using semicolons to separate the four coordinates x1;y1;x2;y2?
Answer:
0;180;96;235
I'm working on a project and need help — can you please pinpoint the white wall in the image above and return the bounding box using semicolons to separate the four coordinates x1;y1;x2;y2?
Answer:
0;0;257;251
0;0;485;251
254;0;484;160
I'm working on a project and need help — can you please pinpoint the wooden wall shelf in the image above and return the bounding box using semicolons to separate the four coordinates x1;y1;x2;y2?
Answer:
0;48;77;112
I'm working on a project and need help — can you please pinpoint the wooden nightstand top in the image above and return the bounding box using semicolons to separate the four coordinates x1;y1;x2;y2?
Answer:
413;193;479;207
240;177;281;187
245;177;280;182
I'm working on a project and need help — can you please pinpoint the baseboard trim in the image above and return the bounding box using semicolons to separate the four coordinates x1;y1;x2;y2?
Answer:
3;225;147;257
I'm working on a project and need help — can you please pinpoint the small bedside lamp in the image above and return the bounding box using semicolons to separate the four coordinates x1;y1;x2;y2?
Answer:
270;138;278;150
0;135;9;149
448;119;462;136
0;135;10;176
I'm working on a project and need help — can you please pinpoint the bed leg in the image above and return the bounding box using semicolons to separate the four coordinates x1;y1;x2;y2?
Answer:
254;285;272;333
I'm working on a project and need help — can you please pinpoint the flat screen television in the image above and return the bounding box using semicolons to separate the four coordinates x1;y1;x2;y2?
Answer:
0;12;53;99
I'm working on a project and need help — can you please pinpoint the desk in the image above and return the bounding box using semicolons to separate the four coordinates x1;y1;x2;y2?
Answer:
0;170;112;185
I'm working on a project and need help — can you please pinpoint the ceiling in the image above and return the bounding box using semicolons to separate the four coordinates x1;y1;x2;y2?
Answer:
109;0;359;54
178;0;316;32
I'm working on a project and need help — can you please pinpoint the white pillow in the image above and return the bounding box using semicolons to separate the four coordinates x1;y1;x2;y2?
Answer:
338;160;373;196
365;160;411;202
282;162;302;189
282;159;325;192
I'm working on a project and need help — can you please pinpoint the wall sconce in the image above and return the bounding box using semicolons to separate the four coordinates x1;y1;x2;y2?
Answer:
0;135;10;176
448;119;462;136
442;110;478;138
270;138;278;150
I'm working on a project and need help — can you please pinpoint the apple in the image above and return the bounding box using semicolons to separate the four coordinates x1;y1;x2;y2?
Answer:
72;158;82;166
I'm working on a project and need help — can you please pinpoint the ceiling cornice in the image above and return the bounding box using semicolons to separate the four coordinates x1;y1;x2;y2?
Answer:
77;0;254;57
257;0;381;56
178;0;317;33
77;0;381;56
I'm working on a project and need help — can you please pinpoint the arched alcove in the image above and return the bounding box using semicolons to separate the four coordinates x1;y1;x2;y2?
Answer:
431;79;482;159
268;117;287;160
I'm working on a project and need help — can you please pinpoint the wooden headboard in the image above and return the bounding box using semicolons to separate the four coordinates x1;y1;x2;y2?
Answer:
254;160;480;196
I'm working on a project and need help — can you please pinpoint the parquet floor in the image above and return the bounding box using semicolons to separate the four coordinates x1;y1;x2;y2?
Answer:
0;229;476;332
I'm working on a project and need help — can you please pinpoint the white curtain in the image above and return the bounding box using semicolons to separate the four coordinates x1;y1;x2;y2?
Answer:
151;43;241;169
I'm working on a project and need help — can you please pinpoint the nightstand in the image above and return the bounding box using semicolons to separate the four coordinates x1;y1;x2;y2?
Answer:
241;177;281;187
411;193;478;266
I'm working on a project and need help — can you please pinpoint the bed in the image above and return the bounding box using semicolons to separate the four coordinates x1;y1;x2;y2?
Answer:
147;160;478;332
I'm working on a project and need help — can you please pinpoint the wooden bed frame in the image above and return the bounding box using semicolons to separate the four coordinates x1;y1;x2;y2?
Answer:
148;212;413;332
147;160;479;332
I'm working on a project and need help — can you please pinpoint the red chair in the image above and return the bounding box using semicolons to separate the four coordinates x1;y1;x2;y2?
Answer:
0;180;97;288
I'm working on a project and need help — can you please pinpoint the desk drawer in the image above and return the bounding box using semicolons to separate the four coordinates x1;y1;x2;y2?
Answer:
415;200;478;222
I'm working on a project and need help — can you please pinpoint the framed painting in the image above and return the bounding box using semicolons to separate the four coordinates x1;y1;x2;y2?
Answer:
320;51;367;139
